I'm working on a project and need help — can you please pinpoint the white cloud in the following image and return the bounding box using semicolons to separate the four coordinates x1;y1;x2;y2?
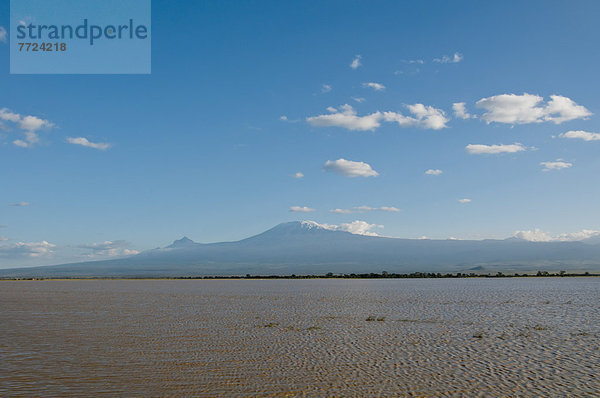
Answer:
513;229;600;242
558;230;600;242
540;160;572;171
476;93;591;125
289;206;316;213
458;198;471;203
434;52;463;63
14;132;42;148
321;84;332;93
350;55;362;69
402;59;424;64
0;26;6;43
330;205;400;214
9;201;30;207
0;108;54;148
559;130;600;141
351;97;366;103
67;137;111;150
330;208;354;214
307;104;383;131
19;115;53;132
279;116;300;123
513;229;552;242
292;172;304;179
339;220;382;236
425;169;443;176
452;102;473;119
352;206;375;212
0;108;20;122
544;95;592;124
77;240;139;258
0;241;55;258
13;140;30;148
323;158;379;178
383;104;449;130
362;82;386;91
466;143;527;155
308;103;448;131
354;205;400;213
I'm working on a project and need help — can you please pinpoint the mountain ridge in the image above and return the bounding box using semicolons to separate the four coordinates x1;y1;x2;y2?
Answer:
1;221;599;277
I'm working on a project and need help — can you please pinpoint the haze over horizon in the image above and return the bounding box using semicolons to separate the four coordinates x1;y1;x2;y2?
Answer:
1;0;600;267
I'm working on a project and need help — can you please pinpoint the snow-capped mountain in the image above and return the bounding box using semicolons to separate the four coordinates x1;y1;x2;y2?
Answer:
1;221;599;277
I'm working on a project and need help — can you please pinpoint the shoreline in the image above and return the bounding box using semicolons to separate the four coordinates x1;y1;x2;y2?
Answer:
1;271;598;281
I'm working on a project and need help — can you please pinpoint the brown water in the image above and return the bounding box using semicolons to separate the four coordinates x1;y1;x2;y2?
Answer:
0;278;598;397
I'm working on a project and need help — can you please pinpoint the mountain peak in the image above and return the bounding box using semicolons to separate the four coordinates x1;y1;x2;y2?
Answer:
300;220;337;231
268;221;341;234
168;236;196;248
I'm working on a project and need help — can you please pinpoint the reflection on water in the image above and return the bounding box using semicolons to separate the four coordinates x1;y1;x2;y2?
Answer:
1;278;598;396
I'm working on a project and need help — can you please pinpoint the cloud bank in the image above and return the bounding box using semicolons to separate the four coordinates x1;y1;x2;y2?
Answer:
77;240;139;258
476;94;591;124
0;241;56;258
513;229;600;242
307;104;448;131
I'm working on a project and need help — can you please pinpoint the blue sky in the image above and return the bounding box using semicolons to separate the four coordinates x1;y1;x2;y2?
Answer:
1;0;600;267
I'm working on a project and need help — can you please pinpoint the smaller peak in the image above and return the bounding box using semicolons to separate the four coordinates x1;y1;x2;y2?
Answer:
168;236;196;248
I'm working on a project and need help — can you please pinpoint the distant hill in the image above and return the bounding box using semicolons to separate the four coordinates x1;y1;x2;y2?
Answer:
1;221;599;277
583;235;600;245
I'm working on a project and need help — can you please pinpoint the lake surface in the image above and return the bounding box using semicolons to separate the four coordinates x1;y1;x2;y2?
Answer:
1;278;598;396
